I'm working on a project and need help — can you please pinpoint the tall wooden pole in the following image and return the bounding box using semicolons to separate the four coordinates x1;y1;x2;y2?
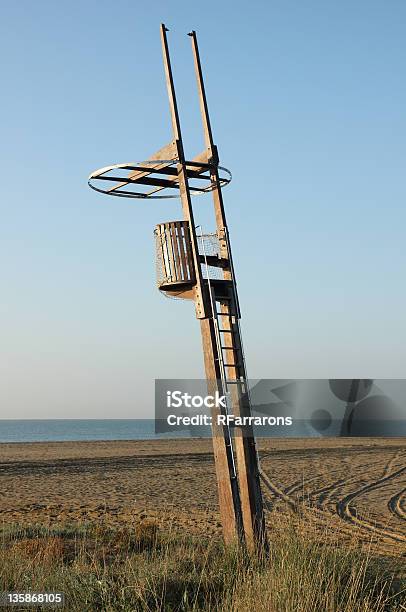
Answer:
160;24;243;544
188;30;267;550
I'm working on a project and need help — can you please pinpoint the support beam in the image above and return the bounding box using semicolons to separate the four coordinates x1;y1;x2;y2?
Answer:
160;24;243;544
189;29;267;551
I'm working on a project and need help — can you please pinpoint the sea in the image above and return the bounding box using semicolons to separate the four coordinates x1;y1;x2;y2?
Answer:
0;419;307;443
0;419;403;443
0;420;178;443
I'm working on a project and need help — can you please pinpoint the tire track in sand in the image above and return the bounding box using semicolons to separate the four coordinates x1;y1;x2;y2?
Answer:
336;466;406;543
259;450;406;544
382;450;404;477
388;488;406;521
259;468;370;542
259;468;298;512
313;452;403;510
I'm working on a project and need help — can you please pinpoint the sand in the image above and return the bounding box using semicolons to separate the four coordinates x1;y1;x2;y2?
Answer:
0;438;405;557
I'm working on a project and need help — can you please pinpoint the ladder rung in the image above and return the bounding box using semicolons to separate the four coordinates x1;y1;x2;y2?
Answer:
216;361;242;369
220;346;241;351
218;329;234;333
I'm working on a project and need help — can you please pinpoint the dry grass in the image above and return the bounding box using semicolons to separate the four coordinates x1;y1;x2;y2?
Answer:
0;516;404;611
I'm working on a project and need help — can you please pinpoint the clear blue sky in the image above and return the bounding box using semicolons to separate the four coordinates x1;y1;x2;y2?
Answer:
1;1;405;418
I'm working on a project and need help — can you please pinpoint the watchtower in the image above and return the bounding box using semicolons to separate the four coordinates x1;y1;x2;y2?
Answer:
88;25;266;550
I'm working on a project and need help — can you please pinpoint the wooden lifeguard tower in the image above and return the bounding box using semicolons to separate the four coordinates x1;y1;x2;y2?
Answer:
88;25;266;550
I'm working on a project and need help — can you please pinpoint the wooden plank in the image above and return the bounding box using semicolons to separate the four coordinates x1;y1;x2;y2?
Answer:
98;174;179;189
182;222;195;283
157;224;170;285
124;165;210;180
165;223;176;283
106;140;177;193
176;222;188;281
170;222;182;281
163;224;174;284
163;287;194;299
149;140;178;162
98;174;206;194
144;150;210;197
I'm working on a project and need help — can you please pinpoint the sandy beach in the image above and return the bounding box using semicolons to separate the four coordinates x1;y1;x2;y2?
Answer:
1;438;405;557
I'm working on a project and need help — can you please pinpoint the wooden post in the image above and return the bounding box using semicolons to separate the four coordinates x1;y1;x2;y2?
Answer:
188;29;267;550
160;24;243;544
